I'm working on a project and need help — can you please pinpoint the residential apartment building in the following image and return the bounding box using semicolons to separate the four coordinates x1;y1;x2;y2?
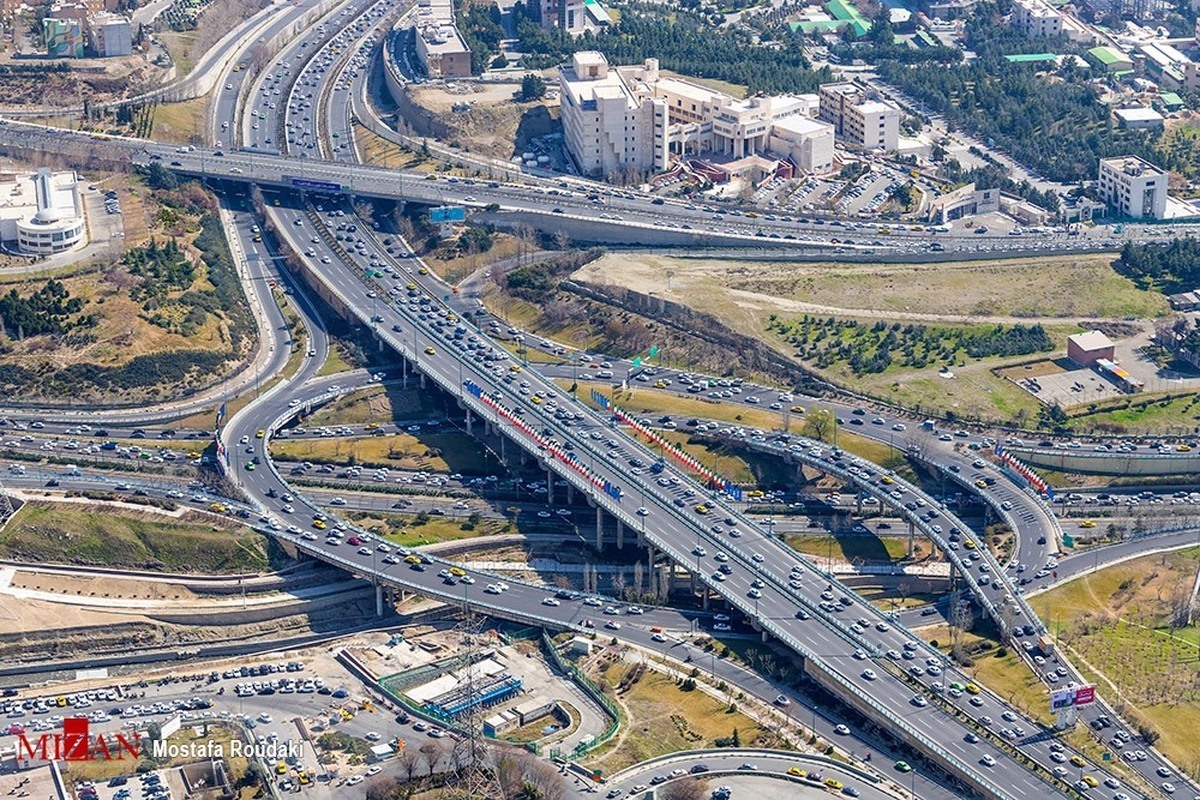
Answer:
818;82;900;151
1011;0;1093;41
1097;156;1167;219
88;12;131;57
1011;0;1061;38
413;0;471;79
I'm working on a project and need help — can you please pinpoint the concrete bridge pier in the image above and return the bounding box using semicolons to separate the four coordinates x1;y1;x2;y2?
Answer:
499;434;507;464
567;484;575;505
419;372;426;389
616;519;624;550
465;410;473;435
636;526;645;549
375;584;385;617
595;505;604;550
546;468;554;505
908;520;916;558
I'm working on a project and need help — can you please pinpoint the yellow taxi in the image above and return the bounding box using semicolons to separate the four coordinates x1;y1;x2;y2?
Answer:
510;365;522;373
1081;775;1098;788
418;267;429;275
1070;755;1086;768
364;423;380;431
965;683;981;695
424;347;436;355
824;778;844;790
786;767;806;777
406;282;418;291
654;380;668;389
255;429;265;438
881;476;894;485
790;405;805;414
405;555;422;564
276;762;288;775
313;519;327;530
1079;519;1096;528
693;505;709;515
449;567;466;577
964;539;976;550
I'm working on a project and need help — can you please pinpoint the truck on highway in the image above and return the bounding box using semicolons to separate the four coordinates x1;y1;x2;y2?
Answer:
1038;635;1054;656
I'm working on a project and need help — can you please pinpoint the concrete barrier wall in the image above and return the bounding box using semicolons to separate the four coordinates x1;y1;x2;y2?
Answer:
1009;448;1200;476
143;585;375;625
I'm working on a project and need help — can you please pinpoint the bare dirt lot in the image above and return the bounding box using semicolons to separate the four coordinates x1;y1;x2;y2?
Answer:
408;80;559;159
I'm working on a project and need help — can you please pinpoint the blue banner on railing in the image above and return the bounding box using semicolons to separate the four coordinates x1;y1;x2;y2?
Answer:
590;388;610;410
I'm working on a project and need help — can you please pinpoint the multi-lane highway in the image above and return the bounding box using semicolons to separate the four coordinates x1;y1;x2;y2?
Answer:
0;5;1196;797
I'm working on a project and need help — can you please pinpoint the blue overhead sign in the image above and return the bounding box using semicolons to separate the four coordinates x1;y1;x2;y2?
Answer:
289;177;345;194
430;206;466;223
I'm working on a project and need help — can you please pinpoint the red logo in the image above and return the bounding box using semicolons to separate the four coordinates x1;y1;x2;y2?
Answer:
16;718;141;762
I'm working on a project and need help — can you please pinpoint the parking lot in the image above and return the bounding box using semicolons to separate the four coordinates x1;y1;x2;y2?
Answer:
77;769;179;800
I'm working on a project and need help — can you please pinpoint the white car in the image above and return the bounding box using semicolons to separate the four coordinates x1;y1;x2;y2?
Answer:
541;597;561;607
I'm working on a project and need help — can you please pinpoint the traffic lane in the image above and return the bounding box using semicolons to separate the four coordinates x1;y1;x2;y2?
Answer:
241;203;1080;796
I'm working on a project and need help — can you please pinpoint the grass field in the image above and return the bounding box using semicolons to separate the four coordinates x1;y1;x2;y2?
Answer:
270;431;501;475
656;430;793;487
571;381;797;433
348;511;511;548
570;253;1163;424
354;124;429;171
1069;391;1200;435
1031;548;1200;771
0;503;269;573
304;385;437;427
583;660;770;772
577;252;1168;322
785;533;914;563
151;97;207;145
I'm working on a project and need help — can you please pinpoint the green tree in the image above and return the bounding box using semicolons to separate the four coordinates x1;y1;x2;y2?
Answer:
520;73;547;101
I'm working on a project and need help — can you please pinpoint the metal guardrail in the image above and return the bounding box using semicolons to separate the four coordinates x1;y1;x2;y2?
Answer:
226;208;1051;800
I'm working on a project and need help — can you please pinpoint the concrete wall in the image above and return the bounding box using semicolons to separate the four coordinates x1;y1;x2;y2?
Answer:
1009;447;1200;476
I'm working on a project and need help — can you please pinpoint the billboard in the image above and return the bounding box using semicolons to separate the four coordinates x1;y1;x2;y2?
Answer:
1050;685;1096;711
430;206;465;223
1050;688;1075;710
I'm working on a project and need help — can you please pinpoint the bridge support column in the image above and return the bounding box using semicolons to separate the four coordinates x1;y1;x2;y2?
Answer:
375;585;385;617
520;448;528;466
419;373;426;389
636;527;645;549
908;520;915;558
702;585;709;609
500;435;507;464
567;484;575;505
647;547;656;580
856;493;863;516
595;506;604;550
546;468;554;505
402;357;408;389
616;520;624;550
761;629;770;643
465;411;473;436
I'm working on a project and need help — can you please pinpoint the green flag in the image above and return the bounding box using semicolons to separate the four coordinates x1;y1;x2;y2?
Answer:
649;345;659;357
632;356;642;367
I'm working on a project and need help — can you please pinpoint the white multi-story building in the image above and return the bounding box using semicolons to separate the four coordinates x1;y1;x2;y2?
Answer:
768;115;835;174
560;52;833;178
1097;156;1167;219
559;52;668;178
1012;0;1061;37
88;12;131;57
0;168;87;255
818;83;900;152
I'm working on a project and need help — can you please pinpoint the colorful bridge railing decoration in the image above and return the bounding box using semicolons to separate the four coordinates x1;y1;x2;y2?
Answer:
611;406;742;501
465;381;622;500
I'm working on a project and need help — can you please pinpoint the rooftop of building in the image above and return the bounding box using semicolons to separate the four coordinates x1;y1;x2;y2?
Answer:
771;114;834;136
1088;45;1131;64
1069;330;1115;351
1099;154;1165;176
0;168;81;226
1113;106;1164;121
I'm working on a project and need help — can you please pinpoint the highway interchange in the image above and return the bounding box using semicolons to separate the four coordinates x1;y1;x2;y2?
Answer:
0;2;1198;798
